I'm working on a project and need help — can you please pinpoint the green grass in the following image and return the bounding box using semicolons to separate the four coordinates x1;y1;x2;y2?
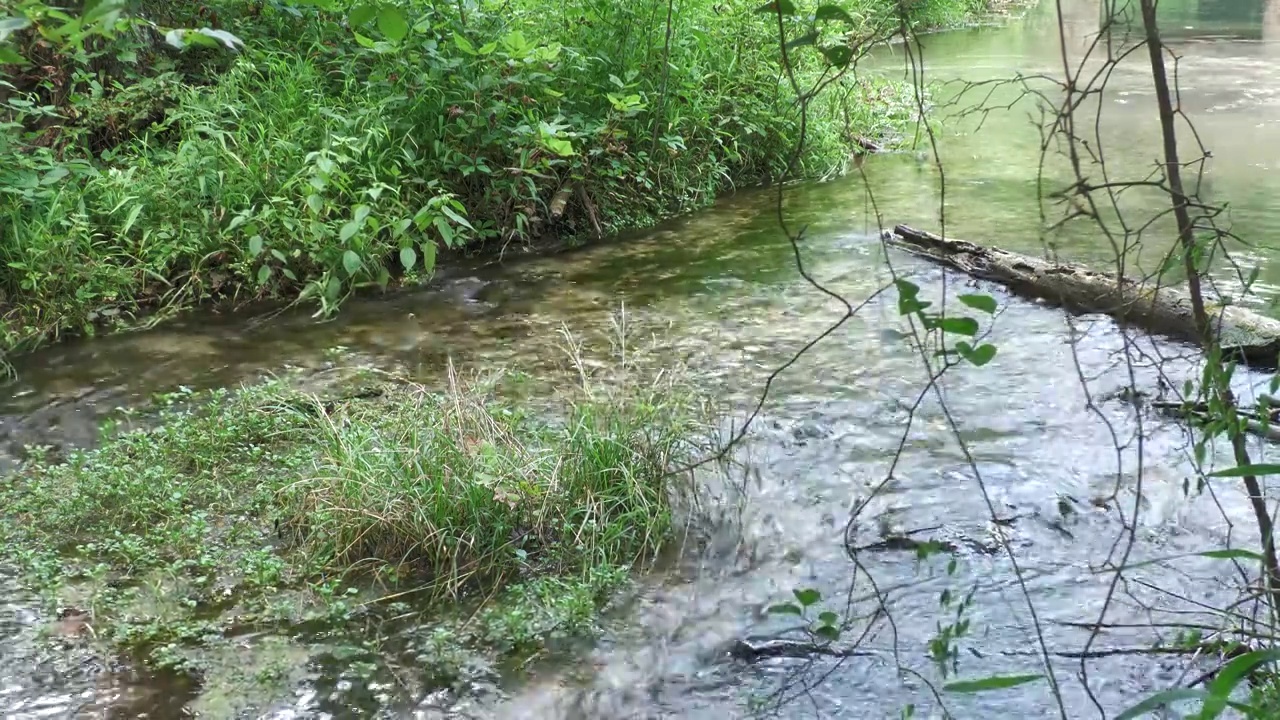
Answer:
0;331;713;679
1252;672;1280;717
284;361;697;601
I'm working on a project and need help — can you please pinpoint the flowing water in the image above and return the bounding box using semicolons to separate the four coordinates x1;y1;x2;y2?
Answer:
7;1;1280;717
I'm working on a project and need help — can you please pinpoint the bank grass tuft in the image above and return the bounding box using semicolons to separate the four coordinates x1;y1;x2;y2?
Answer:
283;359;701;602
0;328;714;672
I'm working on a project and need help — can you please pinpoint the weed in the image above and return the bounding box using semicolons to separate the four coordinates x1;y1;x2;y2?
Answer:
0;330;713;679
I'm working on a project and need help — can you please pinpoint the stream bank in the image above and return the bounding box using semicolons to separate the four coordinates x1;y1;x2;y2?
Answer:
0;0;1019;360
9;0;1280;718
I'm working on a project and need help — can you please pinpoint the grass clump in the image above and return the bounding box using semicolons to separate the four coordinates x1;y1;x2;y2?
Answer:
0;336;712;680
286;362;700;601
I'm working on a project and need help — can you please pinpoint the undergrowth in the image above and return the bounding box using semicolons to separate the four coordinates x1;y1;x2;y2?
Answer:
0;0;995;355
0;326;714;679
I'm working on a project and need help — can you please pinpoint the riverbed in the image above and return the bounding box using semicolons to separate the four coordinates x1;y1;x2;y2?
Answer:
5;1;1280;717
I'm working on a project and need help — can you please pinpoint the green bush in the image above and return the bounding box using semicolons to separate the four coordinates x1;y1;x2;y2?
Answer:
0;0;987;352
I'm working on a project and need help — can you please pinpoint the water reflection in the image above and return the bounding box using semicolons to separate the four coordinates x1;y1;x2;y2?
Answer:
859;0;1280;307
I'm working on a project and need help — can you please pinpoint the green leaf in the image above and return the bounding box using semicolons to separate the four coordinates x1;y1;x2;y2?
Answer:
339;220;360;242
895;278;920;299
248;235;264;257
453;32;477;55
1208;464;1280;478
821;45;852;68
1115;688;1210;720
422;240;437;272
956;342;998;367
163;28;186;48
937;317;979;337
270;248;287;263
1198;548;1266;562
1201;649;1280;718
440;204;474;231
915;539;947;560
793;588;821;607
348;3;377;28
195;28;244;51
545;137;574;156
399;246;417;271
943;674;1044;693
433;216;455;247
756;0;798;13
958;293;997;314
1244;266;1261;291
895;278;930;314
1118;547;1270;573
767;603;803;616
257;264;272;285
342;250;362;276
325;276;343;300
83;0;127;24
0;44;24;64
119;203;144;236
377;6;408;41
813;624;839;641
40;166;69;185
785;30;819;49
815;5;856;24
818;611;838;625
0;16;32;43
306;193;324;214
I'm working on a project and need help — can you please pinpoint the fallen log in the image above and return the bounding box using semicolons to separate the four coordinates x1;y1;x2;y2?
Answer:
852;136;884;154
726;637;877;662
886;225;1280;370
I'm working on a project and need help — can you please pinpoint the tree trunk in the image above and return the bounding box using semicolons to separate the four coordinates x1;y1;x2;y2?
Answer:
887;224;1280;369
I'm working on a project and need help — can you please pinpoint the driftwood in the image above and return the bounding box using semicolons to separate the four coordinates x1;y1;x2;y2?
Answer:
726;637;1205;664
726;637;876;662
851;525;1005;555
852;136;884;154
887;225;1280;369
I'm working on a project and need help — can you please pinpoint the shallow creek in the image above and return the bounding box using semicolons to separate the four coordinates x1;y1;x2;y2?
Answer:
7;1;1280;717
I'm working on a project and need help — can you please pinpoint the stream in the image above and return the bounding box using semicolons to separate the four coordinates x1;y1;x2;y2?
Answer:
7;1;1280;717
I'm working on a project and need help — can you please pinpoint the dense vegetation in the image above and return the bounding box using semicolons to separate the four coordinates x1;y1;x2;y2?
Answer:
0;0;990;357
0;333;712;704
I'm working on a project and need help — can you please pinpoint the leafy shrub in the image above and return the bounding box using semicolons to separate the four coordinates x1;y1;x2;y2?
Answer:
0;0;983;351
